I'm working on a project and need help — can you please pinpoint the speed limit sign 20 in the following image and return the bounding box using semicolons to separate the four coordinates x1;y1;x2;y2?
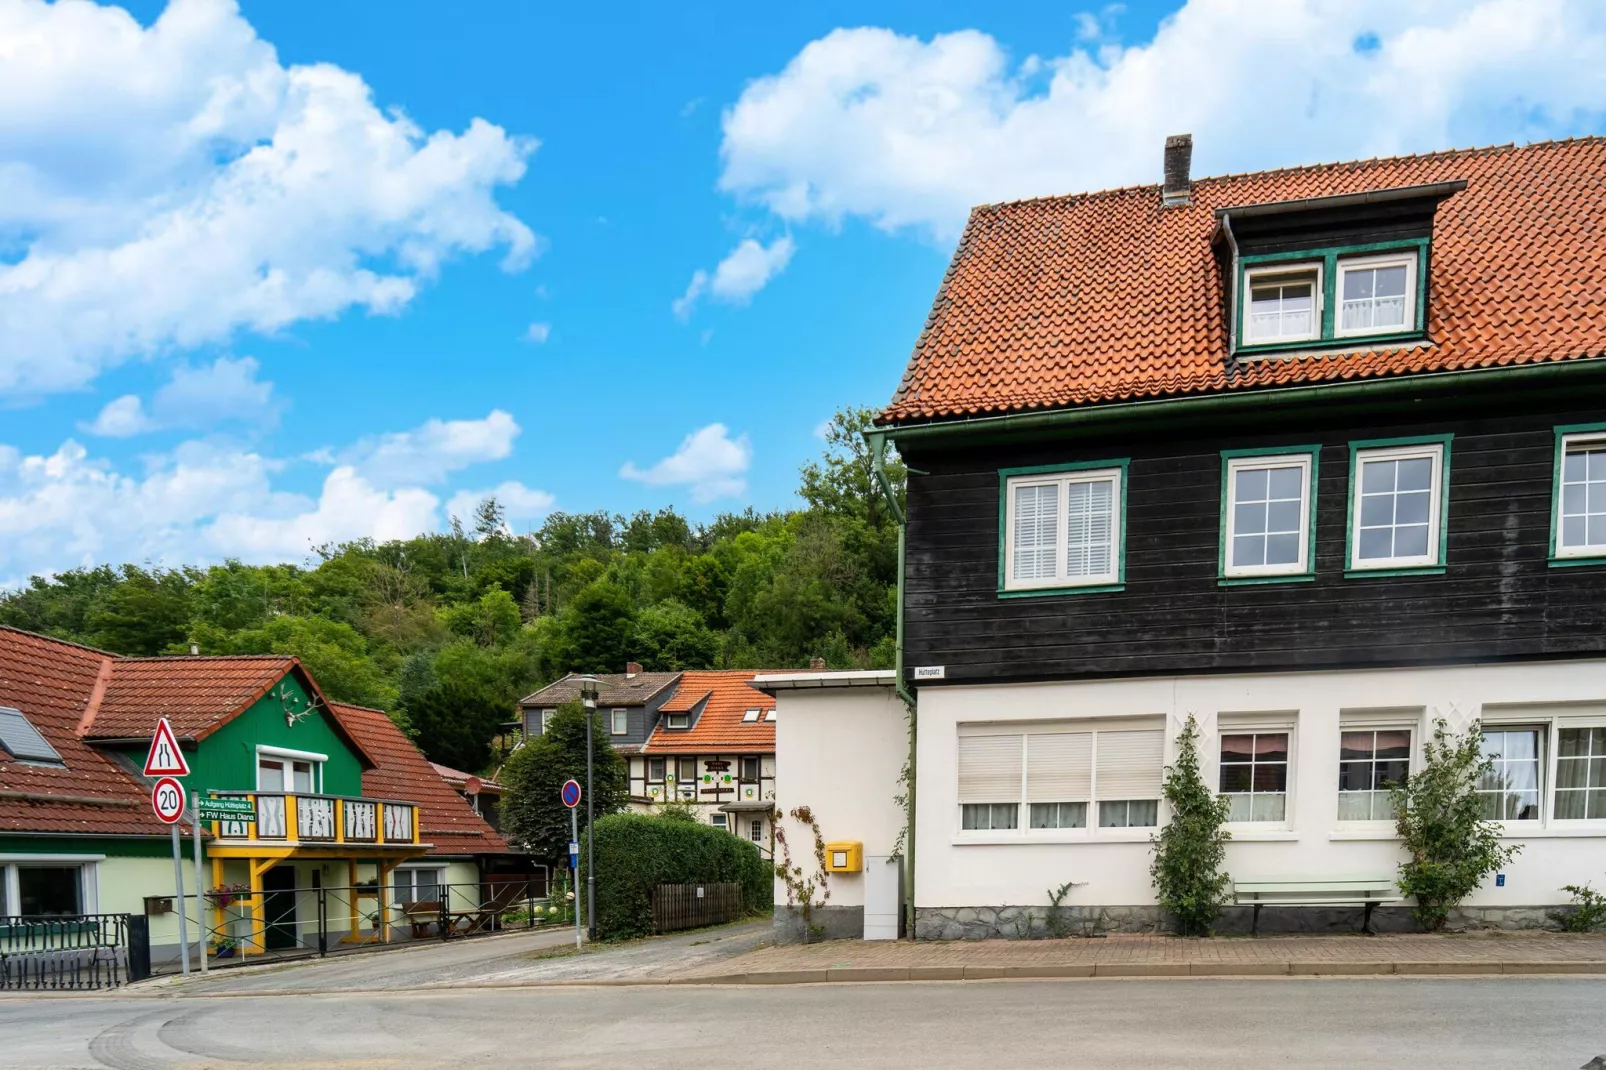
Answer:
152;776;186;824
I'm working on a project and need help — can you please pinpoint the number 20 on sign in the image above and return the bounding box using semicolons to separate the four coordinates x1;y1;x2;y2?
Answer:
152;776;186;824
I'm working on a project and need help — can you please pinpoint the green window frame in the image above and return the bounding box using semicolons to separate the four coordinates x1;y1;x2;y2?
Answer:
1218;445;1320;586
1344;434;1453;578
1236;239;1430;356
997;460;1129;598
1549;422;1606;568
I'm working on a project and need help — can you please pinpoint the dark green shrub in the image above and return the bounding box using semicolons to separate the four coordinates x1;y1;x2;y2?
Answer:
1150;715;1232;936
585;812;772;940
1551;882;1606;932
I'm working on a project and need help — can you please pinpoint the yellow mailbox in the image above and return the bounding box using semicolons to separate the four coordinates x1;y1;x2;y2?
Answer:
824;841;863;873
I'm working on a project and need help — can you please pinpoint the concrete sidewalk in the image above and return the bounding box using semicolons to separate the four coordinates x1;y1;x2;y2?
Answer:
667;930;1606;984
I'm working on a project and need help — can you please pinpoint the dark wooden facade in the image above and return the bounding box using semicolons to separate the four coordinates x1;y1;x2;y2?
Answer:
902;388;1606;686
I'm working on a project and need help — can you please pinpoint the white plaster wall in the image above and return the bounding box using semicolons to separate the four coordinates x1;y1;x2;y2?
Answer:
915;660;1606;911
773;686;907;909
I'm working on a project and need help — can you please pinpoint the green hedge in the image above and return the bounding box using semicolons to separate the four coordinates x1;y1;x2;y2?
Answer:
584;813;773;940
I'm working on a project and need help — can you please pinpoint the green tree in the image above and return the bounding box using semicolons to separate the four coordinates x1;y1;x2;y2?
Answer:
85;566;193;655
1392;718;1521;931
553;582;635;673
633;599;719;671
799;406;906;529
1150;715;1233;936
208;615;398;711
500;701;629;858
405;679;512;772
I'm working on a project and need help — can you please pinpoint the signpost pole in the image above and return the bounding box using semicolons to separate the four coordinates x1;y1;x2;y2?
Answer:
570;806;581;950
191;797;207;974
170;820;190;976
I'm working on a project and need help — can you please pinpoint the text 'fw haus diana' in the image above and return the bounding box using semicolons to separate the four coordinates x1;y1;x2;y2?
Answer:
767;135;1606;940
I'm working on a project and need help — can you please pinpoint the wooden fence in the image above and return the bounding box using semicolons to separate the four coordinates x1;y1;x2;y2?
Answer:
650;883;743;933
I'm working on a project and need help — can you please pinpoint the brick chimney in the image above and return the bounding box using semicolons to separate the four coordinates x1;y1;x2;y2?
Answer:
1162;133;1193;207
625;661;642;678
808;657;826;671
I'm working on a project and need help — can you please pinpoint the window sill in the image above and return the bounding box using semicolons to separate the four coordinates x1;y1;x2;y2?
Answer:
1235;333;1428;360
1328;829;1401;842
1550;555;1606;569
1224;829;1300;842
998;583;1125;599
1343;565;1446;579
1218;574;1315;588
951;831;1155;846
1493;825;1606;839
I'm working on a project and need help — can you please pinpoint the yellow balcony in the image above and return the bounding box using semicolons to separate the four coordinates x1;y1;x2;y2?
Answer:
206;791;424;849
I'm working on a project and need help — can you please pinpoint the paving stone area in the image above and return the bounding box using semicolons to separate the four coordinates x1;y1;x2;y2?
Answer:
674;930;1606;981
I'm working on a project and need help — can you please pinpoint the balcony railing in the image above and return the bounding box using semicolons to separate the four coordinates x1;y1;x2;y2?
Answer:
208;792;420;846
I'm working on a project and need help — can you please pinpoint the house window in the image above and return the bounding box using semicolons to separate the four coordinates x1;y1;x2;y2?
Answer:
648;758;666;783
711;813;728;831
1222;452;1315;579
257;751;321;794
1219;732;1289;822
1002;465;1125;592
750;820;764;843
677;758;697;783
1338;729;1410;821
740;756;761;782
0;706;64;765
765;711;776;722
1244;266;1320;344
665;713;689;729
1349;440;1448;571
1335;254;1415;336
958;726;1162;835
17;865;83;916
1555;431;1606;559
540;709;555;733
392;867;445;906
611;709;628;735
1478;726;1543;821
1556;728;1606;820
741;709;760;723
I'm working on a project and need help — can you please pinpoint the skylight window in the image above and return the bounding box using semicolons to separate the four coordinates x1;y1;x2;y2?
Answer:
765;711;777;722
741;709;760;723
0;707;64;765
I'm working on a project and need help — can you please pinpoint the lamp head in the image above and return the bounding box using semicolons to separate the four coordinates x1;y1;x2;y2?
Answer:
578;674;600;709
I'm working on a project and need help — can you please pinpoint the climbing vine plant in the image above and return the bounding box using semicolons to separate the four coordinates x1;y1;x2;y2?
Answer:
773;804;832;943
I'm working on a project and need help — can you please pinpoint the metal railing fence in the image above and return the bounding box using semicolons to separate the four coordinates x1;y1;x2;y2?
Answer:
0;913;146;990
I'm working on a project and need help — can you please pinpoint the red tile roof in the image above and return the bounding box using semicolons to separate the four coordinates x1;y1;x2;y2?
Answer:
0;628;185;837
82;655;298;741
641;671;776;754
880;139;1606;424
430;762;503;796
332;704;512;857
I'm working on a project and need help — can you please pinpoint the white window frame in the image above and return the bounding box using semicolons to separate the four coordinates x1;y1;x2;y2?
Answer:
955;720;1164;843
1217;726;1294;828
1348;441;1447;571
392;866;446;906
1551;717;1606;825
1478;722;1548;825
1334;251;1417;339
1242;262;1323;346
0;855;102;916
1336;723;1415;824
1554;431;1606;559
710;813;728;831
539;709;555;733
665;712;689;729
1002;466;1124;592
255;745;326;794
610;708;628;735
741;709;760;723
1222;453;1315;579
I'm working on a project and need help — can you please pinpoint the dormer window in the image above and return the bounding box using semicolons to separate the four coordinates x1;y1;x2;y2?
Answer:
1245;266;1320;344
665;713;689;729
1237;245;1422;353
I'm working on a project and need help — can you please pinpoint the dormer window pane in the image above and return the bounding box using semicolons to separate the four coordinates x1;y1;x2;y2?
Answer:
1341;264;1408;332
1246;269;1318;343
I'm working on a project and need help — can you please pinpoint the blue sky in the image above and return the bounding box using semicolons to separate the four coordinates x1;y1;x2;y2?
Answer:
3;0;1605;583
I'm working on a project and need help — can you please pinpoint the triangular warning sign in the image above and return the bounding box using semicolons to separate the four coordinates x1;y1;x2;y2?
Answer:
143;717;190;777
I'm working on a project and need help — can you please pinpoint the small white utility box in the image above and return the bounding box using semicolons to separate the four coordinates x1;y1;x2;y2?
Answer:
863;854;901;940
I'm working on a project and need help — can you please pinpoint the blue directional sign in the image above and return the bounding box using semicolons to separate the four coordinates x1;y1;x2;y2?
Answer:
561;778;582;809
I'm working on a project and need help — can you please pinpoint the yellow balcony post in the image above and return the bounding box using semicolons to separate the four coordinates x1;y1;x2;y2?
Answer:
287;794;299;844
347;859;359;939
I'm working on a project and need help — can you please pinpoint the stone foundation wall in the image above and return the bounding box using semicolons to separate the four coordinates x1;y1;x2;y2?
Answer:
773;905;865;944
914;904;1572;940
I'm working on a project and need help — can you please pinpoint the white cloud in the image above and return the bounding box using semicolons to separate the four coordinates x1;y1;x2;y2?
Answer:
524;322;552;343
445;481;556;528
718;1;1606;240
204;467;440;561
619;423;752;503
85;355;277;436
333;410;520;488
0;0;537;399
673;236;794;319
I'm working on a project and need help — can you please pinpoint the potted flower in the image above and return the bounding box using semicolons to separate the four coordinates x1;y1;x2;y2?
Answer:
210;936;238;959
206;883;250;908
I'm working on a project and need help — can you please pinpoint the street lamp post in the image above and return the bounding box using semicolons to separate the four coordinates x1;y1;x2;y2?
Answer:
578;674;599;943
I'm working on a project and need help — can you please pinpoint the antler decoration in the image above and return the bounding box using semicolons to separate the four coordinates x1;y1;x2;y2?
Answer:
278;683;322;728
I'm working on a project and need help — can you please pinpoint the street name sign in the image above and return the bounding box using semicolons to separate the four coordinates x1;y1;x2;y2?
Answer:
197;796;256;823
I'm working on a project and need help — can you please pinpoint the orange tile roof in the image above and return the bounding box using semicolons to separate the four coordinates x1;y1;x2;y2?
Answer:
83;655;298;741
332;703;512;856
880;139;1606;424
0;628;187;837
641;671;776;754
430;761;502;795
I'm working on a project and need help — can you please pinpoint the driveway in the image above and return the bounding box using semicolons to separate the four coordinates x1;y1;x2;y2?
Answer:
142;919;773;995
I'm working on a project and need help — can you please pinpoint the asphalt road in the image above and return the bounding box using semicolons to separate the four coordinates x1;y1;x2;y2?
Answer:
8;977;1605;1069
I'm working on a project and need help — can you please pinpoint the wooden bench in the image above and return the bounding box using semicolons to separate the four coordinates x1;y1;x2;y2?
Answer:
399;900;442;938
1233;878;1402;935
